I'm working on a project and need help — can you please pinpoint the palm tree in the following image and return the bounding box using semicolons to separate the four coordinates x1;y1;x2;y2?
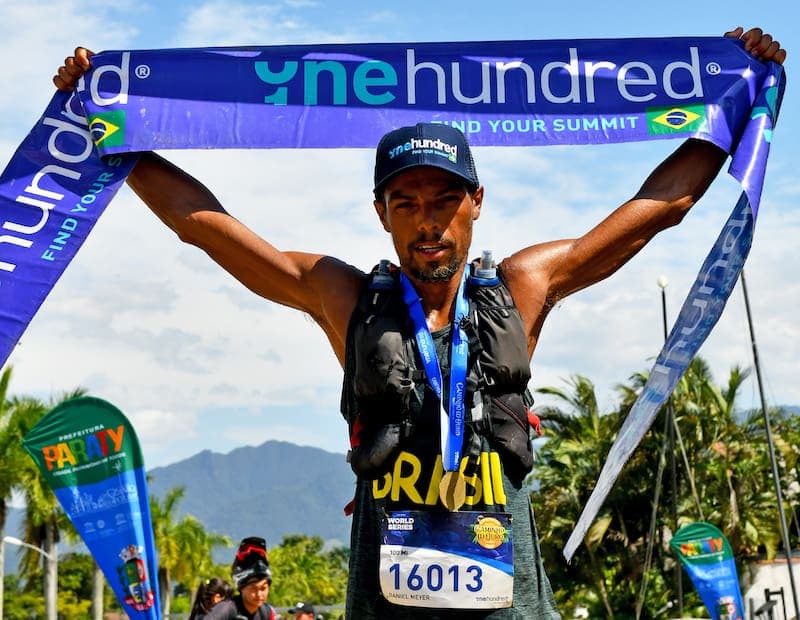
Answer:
0;365;24;620
535;359;793;617
632;359;783;557
150;486;183;616
150;485;231;617
533;375;627;618
171;516;231;609
9;394;58;620
9;388;87;620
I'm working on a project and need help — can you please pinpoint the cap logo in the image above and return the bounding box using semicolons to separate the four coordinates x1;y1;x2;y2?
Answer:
387;137;458;163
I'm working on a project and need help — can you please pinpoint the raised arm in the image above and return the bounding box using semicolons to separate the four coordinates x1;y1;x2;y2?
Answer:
54;48;364;363
501;27;786;351
125;154;364;354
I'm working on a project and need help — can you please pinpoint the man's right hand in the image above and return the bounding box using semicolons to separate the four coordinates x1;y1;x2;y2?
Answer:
54;47;93;91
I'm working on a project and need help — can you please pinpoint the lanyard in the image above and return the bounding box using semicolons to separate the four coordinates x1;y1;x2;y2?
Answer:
400;269;469;472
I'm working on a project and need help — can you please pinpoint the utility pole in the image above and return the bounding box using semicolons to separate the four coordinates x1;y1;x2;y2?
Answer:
658;276;682;618
740;270;800;620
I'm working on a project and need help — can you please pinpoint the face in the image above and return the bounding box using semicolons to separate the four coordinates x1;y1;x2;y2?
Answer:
296;613;314;620
239;579;269;613
374;167;483;283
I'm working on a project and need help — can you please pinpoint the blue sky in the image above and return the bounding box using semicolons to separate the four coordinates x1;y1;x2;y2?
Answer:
1;0;798;469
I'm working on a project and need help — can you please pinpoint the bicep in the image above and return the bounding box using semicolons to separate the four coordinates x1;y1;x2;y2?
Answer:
501;210;656;341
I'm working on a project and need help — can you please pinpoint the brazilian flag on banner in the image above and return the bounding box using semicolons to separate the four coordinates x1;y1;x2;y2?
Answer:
670;522;744;620
22;397;161;619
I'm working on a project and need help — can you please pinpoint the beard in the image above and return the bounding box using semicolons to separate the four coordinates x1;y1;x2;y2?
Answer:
409;252;463;282
410;260;462;282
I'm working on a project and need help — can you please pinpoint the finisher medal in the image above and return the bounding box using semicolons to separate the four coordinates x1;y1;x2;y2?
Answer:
439;470;467;512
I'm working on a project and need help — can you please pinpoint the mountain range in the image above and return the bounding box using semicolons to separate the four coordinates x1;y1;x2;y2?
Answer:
3;440;357;574
146;440;357;550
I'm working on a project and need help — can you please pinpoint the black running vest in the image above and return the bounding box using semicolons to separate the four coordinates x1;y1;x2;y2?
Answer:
341;260;537;486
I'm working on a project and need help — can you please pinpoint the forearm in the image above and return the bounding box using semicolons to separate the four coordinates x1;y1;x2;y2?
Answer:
632;138;728;217
534;139;729;302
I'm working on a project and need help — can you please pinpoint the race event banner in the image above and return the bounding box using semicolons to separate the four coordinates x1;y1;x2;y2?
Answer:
0;37;785;559
22;397;161;619
670;522;745;620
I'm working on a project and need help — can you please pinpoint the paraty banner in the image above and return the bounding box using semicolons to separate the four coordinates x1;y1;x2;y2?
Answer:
22;397;161;618
670;522;745;620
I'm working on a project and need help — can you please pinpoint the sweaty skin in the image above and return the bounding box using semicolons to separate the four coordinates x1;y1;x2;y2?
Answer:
53;28;786;369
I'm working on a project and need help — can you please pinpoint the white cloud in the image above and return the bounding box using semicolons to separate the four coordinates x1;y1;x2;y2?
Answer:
172;0;351;47
1;2;798;471
126;407;200;467
0;2;138;118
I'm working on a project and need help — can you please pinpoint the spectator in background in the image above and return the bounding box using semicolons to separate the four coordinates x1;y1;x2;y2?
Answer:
290;601;317;620
205;537;278;620
189;577;234;620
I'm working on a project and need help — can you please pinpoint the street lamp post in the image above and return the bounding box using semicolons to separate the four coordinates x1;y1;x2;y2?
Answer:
2;536;56;620
2;536;53;560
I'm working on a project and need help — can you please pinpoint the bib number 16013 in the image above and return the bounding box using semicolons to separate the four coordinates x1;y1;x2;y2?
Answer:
388;562;483;593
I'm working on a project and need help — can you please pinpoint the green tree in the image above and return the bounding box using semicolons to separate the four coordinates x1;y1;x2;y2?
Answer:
532;375;630;618
56;552;95;619
8;389;86;620
2;573;45;620
533;358;797;617
150;486;231;616
171;514;231;610
268;534;348;608
0;365;25;620
629;360;783;557
8;394;59;620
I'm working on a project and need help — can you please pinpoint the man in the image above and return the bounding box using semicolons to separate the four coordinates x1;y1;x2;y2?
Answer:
205;537;278;620
55;27;785;619
289;601;316;620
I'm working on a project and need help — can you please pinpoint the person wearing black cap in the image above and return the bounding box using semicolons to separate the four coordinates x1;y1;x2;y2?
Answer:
54;28;786;620
289;601;316;620
205;537;278;620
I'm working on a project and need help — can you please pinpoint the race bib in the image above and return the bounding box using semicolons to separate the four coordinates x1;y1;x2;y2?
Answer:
379;510;513;609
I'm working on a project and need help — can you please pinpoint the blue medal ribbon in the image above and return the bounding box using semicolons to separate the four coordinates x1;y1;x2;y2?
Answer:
400;269;469;472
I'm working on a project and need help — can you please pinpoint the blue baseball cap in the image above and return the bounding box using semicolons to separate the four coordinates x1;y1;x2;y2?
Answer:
373;123;480;197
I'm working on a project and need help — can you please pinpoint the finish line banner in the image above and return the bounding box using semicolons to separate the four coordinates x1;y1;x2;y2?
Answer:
0;39;785;556
0;37;782;367
22;397;161;618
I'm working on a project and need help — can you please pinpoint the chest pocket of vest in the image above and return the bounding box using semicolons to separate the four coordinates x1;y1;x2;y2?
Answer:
471;283;530;393
485;392;535;483
351;314;415;420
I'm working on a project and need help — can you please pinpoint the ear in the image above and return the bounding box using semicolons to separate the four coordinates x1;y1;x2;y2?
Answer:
373;198;391;232
471;185;484;221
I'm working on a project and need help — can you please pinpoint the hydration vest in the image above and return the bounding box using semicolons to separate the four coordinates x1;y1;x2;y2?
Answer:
340;257;541;485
